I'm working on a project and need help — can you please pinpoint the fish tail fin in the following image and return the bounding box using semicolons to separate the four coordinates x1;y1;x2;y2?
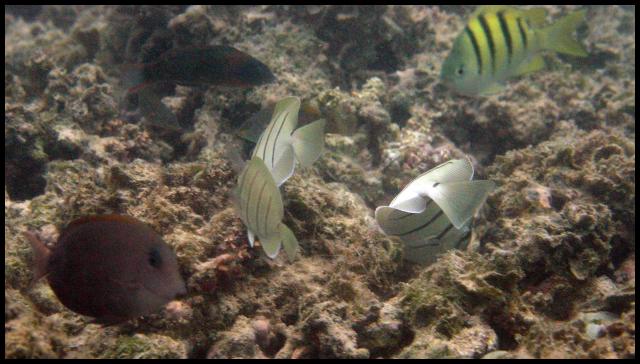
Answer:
291;119;326;167
279;224;299;262
23;231;51;285
429;180;496;229
120;63;148;94
541;9;588;57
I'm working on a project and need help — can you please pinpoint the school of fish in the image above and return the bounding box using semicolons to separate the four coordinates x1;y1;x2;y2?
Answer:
25;6;592;324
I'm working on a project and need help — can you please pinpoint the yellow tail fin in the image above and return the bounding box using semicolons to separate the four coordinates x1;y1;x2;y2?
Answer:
541;9;588;57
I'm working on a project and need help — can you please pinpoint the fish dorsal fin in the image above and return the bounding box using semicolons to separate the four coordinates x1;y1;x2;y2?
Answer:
478;83;506;96
472;7;546;28
292;118;326;167
472;5;512;18
522;8;548;28
420;158;474;184
389;159;474;213
514;54;546;76
427;180;496;229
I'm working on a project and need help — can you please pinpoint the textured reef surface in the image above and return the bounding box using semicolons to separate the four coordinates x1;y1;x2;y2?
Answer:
5;5;635;358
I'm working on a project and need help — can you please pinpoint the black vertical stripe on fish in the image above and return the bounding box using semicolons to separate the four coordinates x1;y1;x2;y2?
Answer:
270;111;290;166
254;180;268;236
262;111;278;161
478;14;496;75
435;223;454;240
497;11;513;65
465;27;483;75
517;17;528;50
389;211;413;221
257;113;278;161
243;168;261;229
454;230;472;249
398;210;444;237
263;196;273;237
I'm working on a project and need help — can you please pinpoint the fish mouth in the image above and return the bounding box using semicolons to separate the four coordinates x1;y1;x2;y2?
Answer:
142;281;187;303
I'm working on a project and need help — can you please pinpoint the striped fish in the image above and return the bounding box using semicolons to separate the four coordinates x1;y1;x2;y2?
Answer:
234;156;298;260
251;96;326;187
375;158;495;264
441;6;588;96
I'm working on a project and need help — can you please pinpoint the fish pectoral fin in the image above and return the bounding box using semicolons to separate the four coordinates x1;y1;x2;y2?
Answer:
292;119;326;167
248;230;255;248
271;144;296;187
478;83;506;96
514;54;546;77
429;180;496;229
279;224;298;262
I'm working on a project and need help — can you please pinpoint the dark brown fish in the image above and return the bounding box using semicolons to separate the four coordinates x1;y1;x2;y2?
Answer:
25;215;186;324
124;45;276;94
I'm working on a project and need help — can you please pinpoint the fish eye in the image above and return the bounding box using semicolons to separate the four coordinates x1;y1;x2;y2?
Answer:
148;247;163;268
456;66;464;76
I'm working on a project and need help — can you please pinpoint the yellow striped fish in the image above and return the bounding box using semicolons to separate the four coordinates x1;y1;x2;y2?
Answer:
252;96;326;187
441;6;588;96
375;158;495;265
234;156;298;261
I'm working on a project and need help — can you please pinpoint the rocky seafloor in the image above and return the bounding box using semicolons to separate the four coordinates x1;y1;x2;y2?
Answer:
4;5;635;359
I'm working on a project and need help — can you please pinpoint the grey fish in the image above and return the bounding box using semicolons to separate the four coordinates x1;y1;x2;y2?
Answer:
234;156;298;260
251;96;326;187
375;158;495;264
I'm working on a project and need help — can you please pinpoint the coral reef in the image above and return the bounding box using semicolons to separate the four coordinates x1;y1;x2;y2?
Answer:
5;5;635;359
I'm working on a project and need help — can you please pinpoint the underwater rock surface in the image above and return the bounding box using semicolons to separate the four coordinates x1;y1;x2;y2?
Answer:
5;5;635;359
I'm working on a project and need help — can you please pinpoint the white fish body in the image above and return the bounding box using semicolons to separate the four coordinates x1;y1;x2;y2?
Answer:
375;158;495;264
235;156;298;260
251;97;326;186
